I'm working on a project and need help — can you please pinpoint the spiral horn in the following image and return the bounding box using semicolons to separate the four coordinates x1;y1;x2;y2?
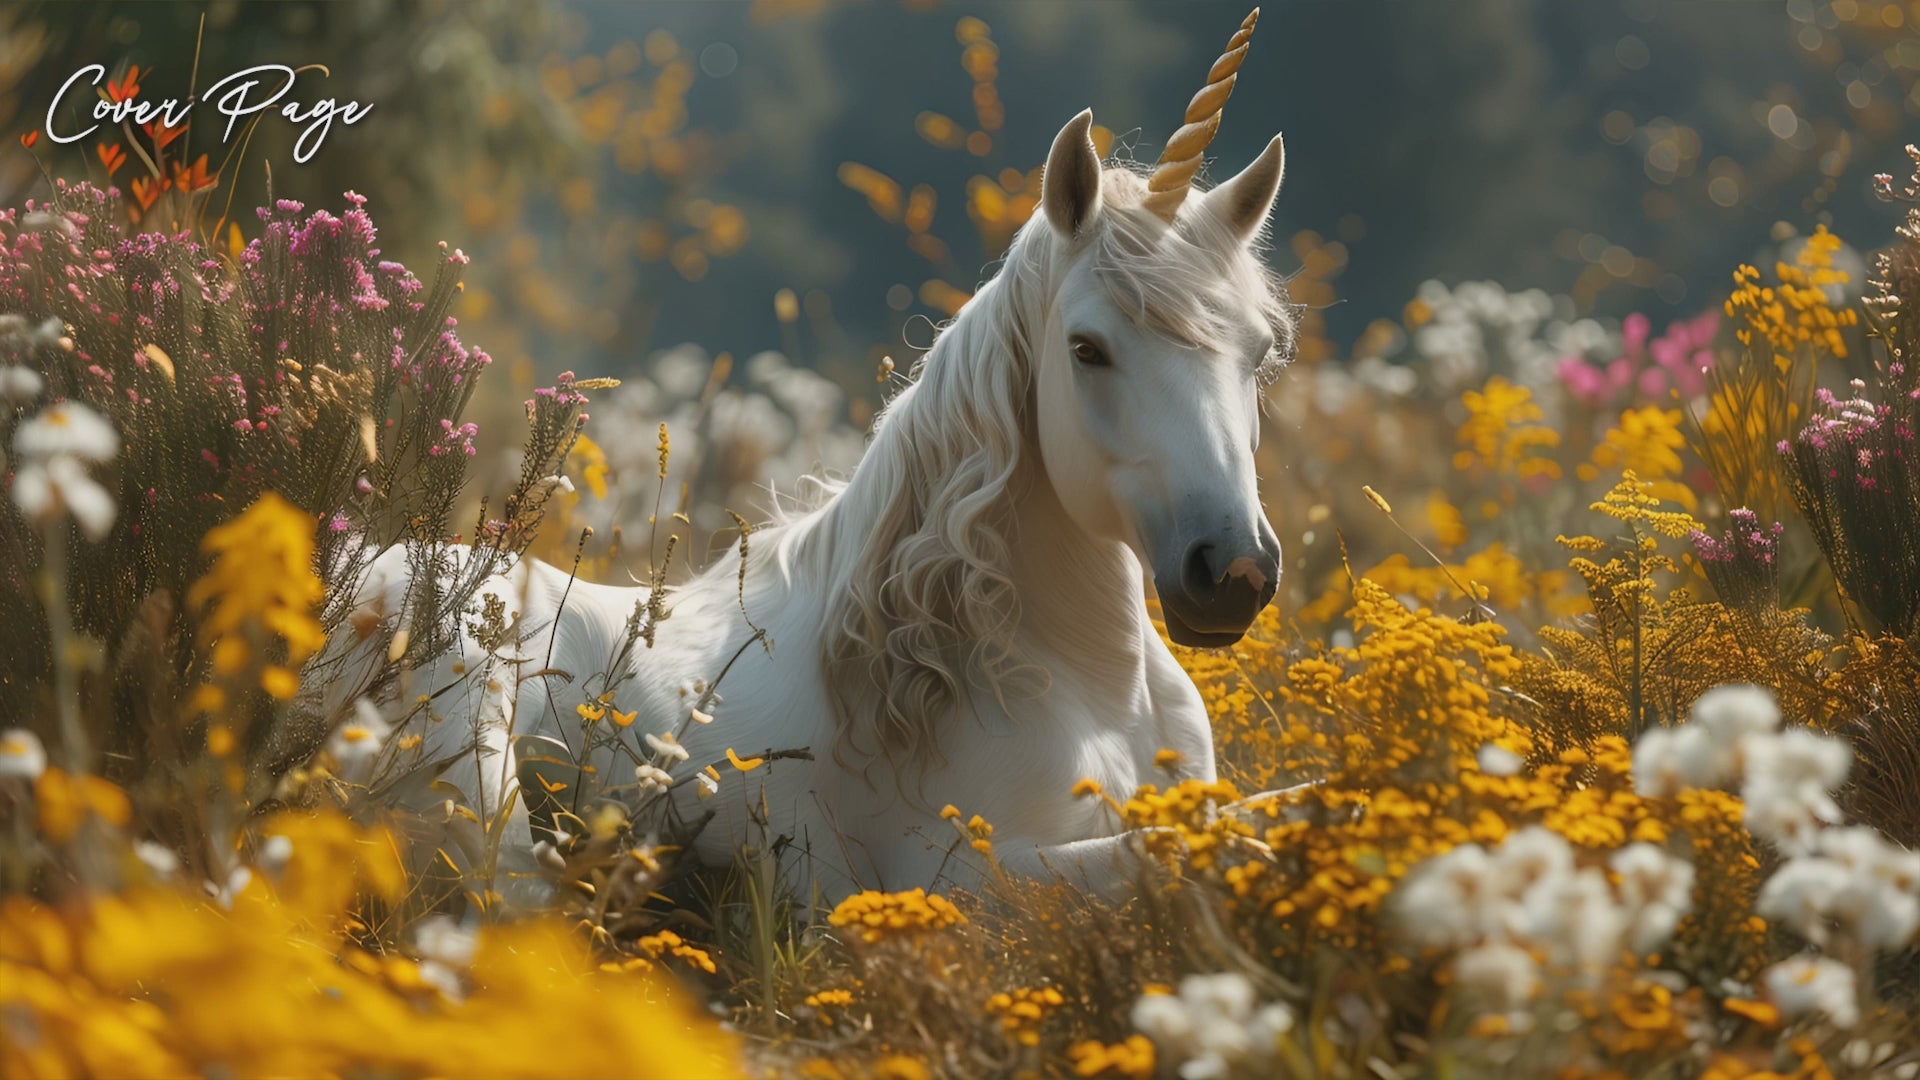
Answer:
1141;8;1261;223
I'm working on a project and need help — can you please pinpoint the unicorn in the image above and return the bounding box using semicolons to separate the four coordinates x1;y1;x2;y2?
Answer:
326;9;1296;904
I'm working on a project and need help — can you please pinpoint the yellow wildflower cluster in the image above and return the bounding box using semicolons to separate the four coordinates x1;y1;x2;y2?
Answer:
939;804;996;854
1160;575;1757;968
635;928;719;975
984;984;1064;1047
30;768;132;842
1357;542;1576;618
1584;405;1696;510
1725;225;1859;362
827;888;967;945
805;988;856;1012
0;810;739;1079
186;492;326;705
1066;1034;1156;1079
1452;375;1562;483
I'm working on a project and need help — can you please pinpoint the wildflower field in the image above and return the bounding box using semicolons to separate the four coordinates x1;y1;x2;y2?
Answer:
6;5;1920;1079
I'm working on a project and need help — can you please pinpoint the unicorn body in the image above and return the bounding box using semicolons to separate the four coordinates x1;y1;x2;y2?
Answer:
330;13;1296;904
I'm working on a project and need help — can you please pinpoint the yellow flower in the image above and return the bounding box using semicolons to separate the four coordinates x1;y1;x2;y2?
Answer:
187;493;326;662
34;768;131;841
826;888;966;944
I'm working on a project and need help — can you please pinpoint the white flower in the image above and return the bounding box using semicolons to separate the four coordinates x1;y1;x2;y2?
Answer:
1757;856;1844;942
695;770;720;800
1524;867;1627;977
1689;684;1782;742
1394;843;1496;948
0;728;47;780
414;914;478;968
1246;1001;1295;1046
1488;826;1575;903
644;731;690;763
1177;972;1255;1021
1452;941;1540;1011
689;707;714;725
1610;843;1695;954
0;364;43;404
1476;743;1524;777
14;401;119;462
1743;728;1850;803
210;865;253;909
1763;953;1859;1028
1632;723;1722;796
327;699;390;780
1132;975;1289;1079
258;834;294;877
636;763;674;794
11;455;117;540
133;840;180;879
1743;781;1829;855
1131;992;1193;1046
1819;827;1920;893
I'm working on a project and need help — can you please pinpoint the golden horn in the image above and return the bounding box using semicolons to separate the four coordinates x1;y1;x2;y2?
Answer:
1142;7;1260;223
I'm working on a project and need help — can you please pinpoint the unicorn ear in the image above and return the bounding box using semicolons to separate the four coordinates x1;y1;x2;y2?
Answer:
1042;109;1103;238
1198;133;1285;245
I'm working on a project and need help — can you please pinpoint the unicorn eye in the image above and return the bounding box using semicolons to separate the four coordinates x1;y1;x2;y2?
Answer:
1069;336;1110;367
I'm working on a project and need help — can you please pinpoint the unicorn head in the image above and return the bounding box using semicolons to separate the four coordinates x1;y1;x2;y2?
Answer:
1029;15;1289;647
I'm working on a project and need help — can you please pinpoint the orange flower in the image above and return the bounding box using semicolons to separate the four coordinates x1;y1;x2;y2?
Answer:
105;65;141;104
169;154;216;194
129;175;169;210
19;130;39;149
96;142;127;177
143;115;187;152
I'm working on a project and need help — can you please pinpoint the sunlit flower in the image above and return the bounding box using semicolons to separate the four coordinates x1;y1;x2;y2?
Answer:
1632;723;1721;797
1453;941;1540;1011
1131;972;1294;1080
1689;683;1782;743
1476;743;1523;777
327;699;390;781
14;401;119;461
0;728;47;780
1610;842;1695;954
1762;953;1859;1028
1394;842;1497;949
0;363;43;403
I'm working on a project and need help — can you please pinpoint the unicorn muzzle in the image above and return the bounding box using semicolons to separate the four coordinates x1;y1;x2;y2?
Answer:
1156;526;1280;647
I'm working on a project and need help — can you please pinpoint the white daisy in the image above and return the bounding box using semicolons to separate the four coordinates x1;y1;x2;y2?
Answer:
14;401;120;462
0;728;47;780
1763;953;1859;1028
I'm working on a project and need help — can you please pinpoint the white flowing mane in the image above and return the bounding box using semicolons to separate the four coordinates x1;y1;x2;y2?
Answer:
766;166;1297;778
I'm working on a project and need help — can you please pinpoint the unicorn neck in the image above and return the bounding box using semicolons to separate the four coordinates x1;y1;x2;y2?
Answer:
1004;460;1153;671
790;221;1152;671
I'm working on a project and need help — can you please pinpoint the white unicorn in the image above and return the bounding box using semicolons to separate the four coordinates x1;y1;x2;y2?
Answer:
328;10;1295;904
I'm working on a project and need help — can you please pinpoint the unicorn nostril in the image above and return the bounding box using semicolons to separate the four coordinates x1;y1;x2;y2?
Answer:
1181;540;1218;595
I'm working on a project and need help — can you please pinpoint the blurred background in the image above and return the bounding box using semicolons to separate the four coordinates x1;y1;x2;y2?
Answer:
4;0;1918;607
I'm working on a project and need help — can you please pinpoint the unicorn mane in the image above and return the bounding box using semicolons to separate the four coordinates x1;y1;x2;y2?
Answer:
783;165;1298;780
